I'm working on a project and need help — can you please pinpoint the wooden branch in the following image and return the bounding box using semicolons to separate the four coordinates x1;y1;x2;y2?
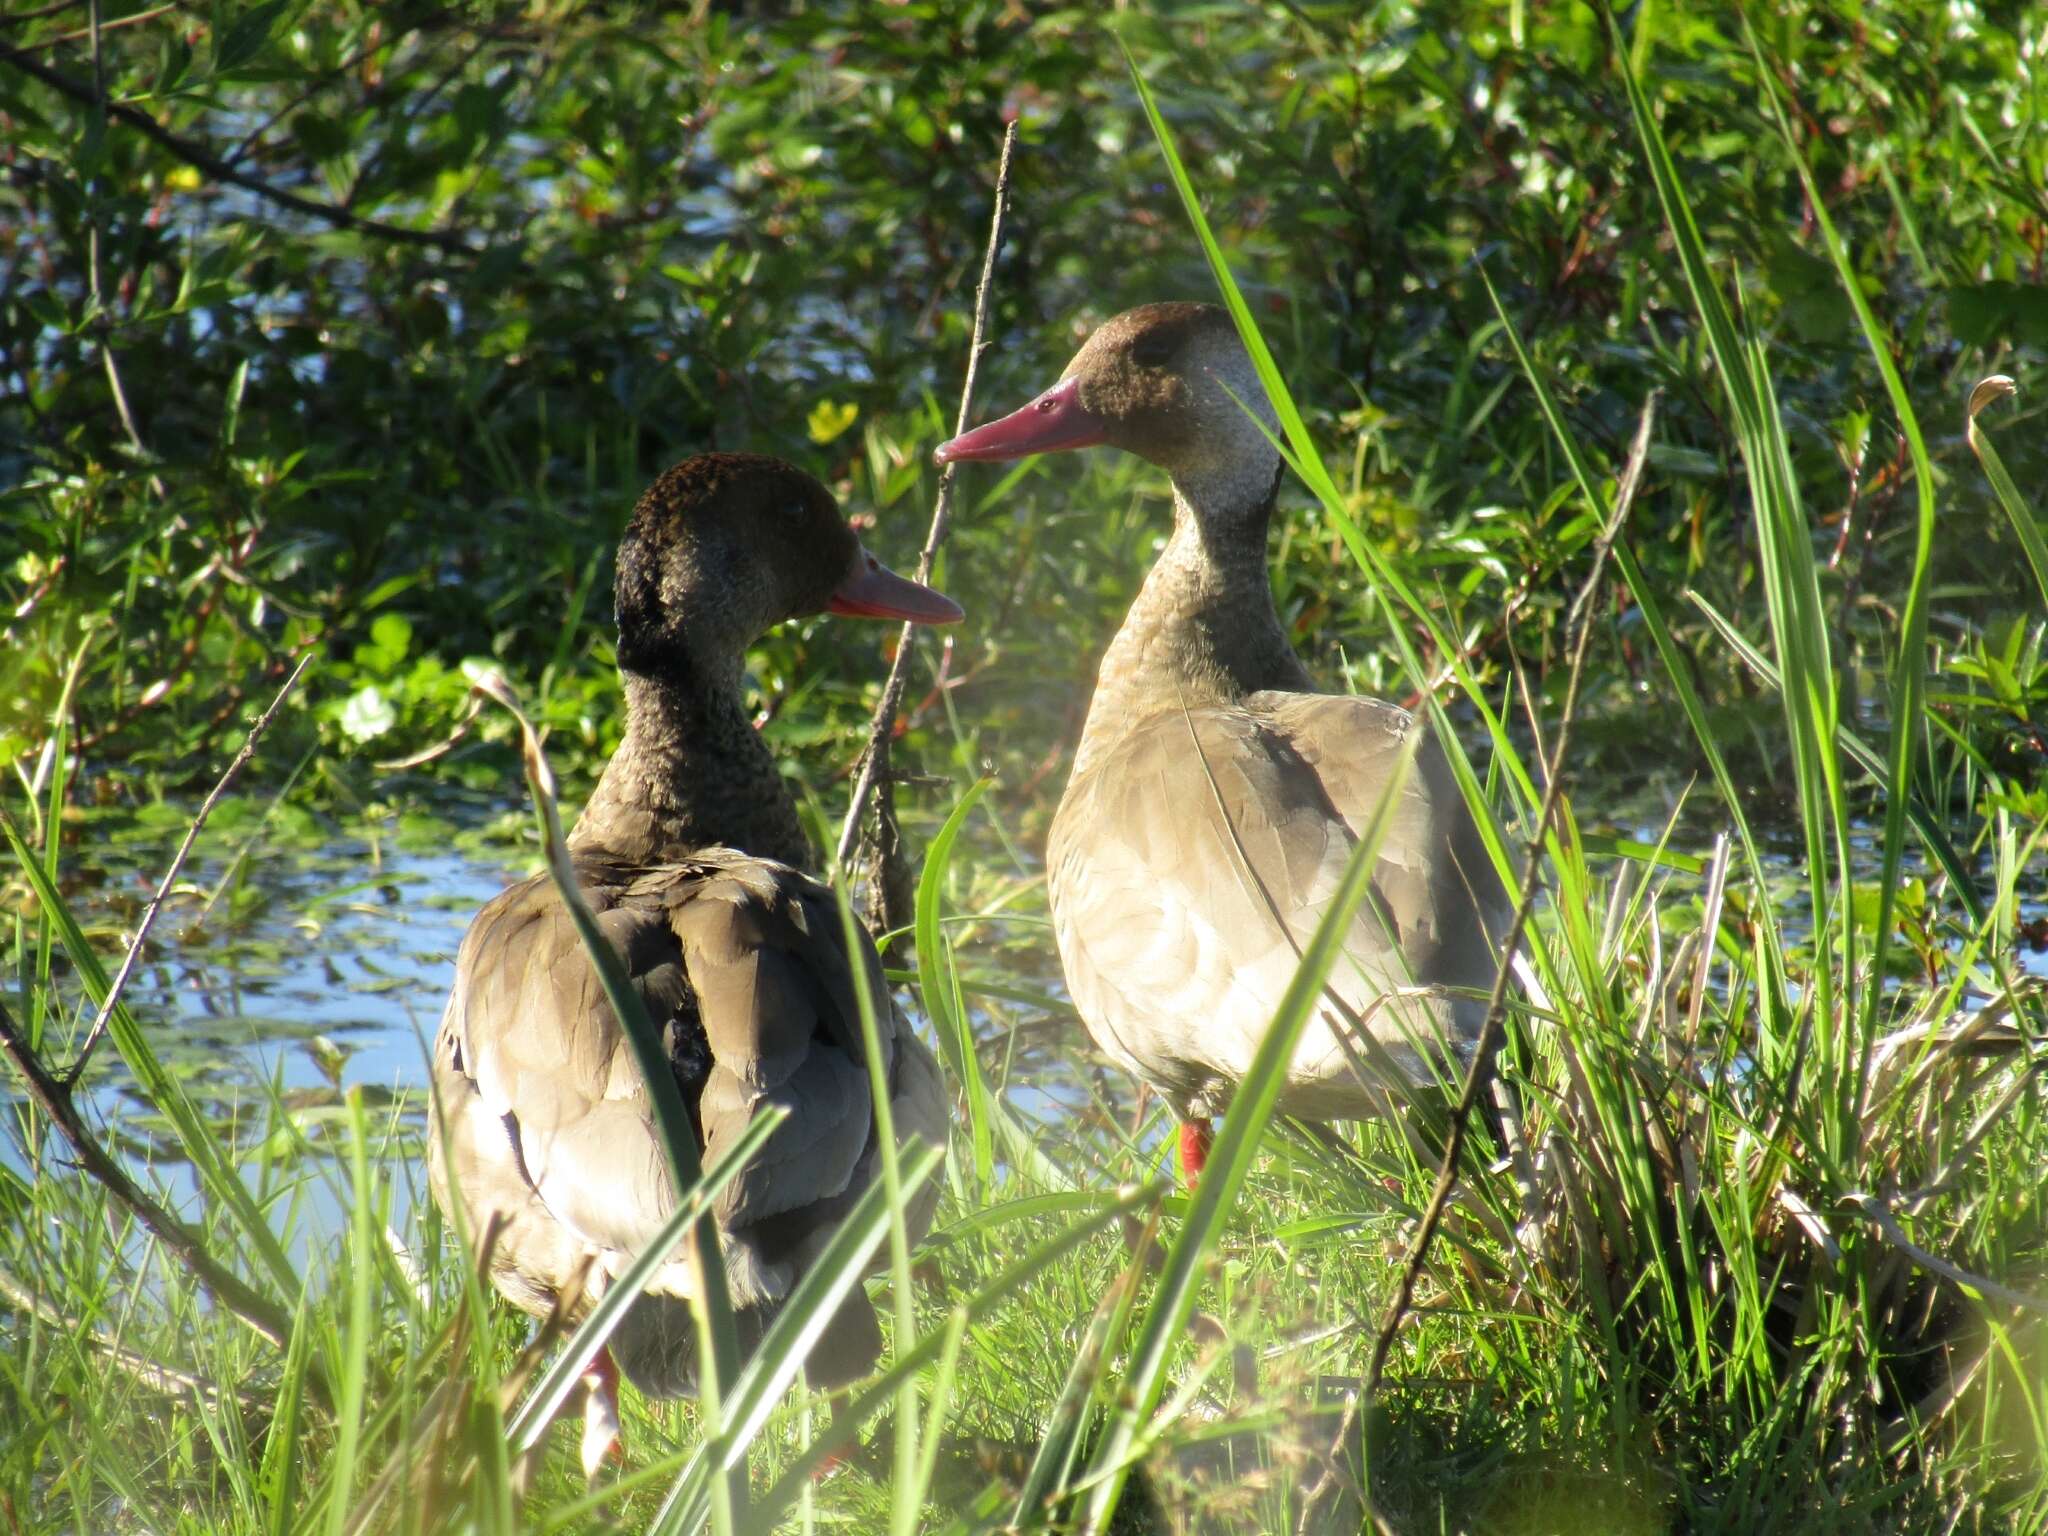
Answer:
0;997;313;1379
16;3;177;55
0;42;477;256
834;122;1017;916
1364;392;1660;1393
63;653;311;1083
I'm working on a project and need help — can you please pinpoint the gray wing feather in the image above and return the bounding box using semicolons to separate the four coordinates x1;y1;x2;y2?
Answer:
1047;696;1508;1117
428;846;948;1393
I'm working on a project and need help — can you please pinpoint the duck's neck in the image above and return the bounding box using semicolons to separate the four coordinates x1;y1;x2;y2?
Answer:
570;664;812;870
1073;460;1309;779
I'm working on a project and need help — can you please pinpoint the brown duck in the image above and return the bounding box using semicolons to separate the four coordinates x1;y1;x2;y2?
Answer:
935;303;1507;1183
428;452;959;1472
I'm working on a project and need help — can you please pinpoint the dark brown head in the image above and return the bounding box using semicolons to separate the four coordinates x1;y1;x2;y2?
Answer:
614;452;960;677
934;304;1279;510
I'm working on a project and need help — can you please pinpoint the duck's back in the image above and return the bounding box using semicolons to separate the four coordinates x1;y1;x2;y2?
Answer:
1044;692;1508;1121
429;847;944;1394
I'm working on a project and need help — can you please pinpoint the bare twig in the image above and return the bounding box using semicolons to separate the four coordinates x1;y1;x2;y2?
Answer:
0;998;315;1379
17;2;174;54
0;1261;246;1409
2;0;89;24
0;43;477;255
834;123;1017;911
62;653;312;1085
1363;393;1659;1390
1848;1192;2048;1313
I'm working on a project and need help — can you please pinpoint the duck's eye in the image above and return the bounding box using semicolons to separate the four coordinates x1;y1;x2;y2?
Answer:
1130;335;1175;368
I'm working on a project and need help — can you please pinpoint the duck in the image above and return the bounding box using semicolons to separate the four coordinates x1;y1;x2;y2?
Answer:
934;303;1508;1185
428;452;959;1475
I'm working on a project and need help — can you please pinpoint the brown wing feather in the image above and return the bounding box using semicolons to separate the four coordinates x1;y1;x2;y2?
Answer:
1046;696;1508;1118
1246;691;1510;966
428;846;946;1395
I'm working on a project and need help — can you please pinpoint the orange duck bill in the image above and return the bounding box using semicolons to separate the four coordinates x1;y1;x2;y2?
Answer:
828;548;964;624
932;377;1108;464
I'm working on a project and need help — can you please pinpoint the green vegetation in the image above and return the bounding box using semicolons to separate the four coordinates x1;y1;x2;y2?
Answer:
3;3;2045;1533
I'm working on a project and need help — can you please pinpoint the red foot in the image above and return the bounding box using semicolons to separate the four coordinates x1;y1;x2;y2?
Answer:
580;1345;620;1393
580;1346;623;1478
1179;1118;1214;1189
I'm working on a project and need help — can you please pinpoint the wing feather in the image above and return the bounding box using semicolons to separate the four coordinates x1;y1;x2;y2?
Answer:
1047;697;1508;1118
429;845;945;1393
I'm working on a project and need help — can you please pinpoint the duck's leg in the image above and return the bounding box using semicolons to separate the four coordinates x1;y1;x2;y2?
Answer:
580;1346;622;1479
1178;1118;1214;1189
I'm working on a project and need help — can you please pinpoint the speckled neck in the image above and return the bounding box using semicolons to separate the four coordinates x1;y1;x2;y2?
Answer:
570;664;811;870
1071;461;1308;780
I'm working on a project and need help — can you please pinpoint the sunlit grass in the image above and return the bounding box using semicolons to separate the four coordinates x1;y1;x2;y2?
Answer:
4;18;2046;1536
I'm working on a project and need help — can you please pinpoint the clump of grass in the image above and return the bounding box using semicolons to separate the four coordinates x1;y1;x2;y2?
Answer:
4;24;2046;1536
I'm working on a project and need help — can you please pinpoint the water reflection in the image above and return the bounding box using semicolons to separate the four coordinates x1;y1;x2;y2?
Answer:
11;786;2044;1229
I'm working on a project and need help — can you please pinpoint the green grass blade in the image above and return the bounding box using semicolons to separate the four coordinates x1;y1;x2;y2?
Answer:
647;1140;944;1536
1124;39;1534;913
826;864;926;1536
1686;589;1985;922
1478;271;1793;1001
1747;14;1942;1074
0;809;302;1301
1010;1214;1156;1526
324;1088;377;1536
915;777;996;1187
1966;376;2048;611
1610;12;1853;1124
261;1292;316;1536
750;1184;1161;1528
1073;735;1420;1534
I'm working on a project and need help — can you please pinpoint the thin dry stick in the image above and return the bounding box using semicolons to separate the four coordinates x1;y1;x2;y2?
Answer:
0;1261;242;1408
63;653;312;1084
834;122;1017;885
1294;396;1657;1535
1365;392;1660;1393
1289;396;1662;1536
0;997;320;1386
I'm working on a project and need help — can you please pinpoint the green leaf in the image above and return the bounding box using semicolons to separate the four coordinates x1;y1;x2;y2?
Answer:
914;779;995;1188
1966;377;2048;615
368;612;413;662
210;0;295;77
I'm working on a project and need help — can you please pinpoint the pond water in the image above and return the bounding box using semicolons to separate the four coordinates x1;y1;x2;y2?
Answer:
10;784;1104;1231
11;772;2045;1250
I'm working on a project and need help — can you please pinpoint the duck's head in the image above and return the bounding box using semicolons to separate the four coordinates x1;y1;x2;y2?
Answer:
934;303;1279;507
614;452;961;676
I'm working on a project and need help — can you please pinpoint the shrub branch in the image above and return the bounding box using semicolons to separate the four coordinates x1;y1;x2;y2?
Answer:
834;121;1016;918
0;42;476;255
0;997;314;1380
1364;394;1658;1384
62;653;310;1084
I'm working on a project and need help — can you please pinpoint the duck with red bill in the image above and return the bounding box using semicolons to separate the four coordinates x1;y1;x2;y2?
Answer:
429;451;955;1480
932;303;1509;1194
